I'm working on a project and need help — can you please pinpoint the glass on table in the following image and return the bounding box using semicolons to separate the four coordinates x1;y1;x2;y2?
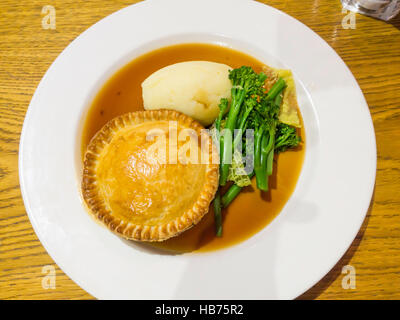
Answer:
341;0;400;21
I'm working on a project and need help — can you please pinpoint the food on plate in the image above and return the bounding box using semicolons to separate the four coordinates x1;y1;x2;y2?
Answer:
142;61;232;126
212;66;301;235
263;65;301;128
82;110;219;241
81;43;305;252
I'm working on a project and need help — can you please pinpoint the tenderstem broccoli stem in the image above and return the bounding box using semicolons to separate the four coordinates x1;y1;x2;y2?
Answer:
233;106;253;150
213;190;223;237
256;130;270;191
212;98;228;237
266;78;286;101
219;90;246;186
258;89;283;186
254;126;268;191
262;125;276;174
266;148;274;176
221;184;242;209
221;172;255;208
265;93;282;176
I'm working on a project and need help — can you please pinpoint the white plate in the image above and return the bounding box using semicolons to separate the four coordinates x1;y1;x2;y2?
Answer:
19;0;376;299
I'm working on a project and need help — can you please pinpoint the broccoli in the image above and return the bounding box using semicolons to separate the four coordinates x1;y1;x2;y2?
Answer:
212;98;229;237
275;123;301;153
212;66;301;235
215;98;228;132
248;81;284;191
219;67;266;186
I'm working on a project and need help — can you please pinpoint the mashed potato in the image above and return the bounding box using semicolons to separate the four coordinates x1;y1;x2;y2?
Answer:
142;61;232;126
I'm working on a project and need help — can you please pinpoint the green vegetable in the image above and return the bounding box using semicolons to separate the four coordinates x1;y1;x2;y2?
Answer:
233;96;257;149
221;172;255;208
266;94;283;176
275;123;301;153
253;122;267;190
215;98;228;133
213;190;223;237
227;149;252;187
219;67;266;186
212;66;301;235
221;184;242;209
266;77;286;101
212;98;229;237
249;81;284;191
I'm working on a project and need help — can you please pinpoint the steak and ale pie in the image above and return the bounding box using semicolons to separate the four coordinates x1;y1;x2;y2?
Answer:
82;110;219;241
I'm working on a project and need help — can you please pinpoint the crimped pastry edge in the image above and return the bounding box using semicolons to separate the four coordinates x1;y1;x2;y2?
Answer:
82;109;219;242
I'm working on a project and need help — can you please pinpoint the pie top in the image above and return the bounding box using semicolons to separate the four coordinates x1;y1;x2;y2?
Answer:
82;110;219;241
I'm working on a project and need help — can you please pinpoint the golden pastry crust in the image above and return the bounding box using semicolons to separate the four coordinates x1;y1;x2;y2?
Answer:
82;110;219;241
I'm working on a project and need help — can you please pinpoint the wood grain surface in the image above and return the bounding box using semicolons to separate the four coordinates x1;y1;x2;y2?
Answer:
0;0;399;300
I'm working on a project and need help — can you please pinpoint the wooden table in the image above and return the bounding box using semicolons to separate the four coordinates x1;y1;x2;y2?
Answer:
0;0;399;300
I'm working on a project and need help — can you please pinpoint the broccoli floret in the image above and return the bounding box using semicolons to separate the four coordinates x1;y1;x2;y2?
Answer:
275;123;301;153
219;67;267;186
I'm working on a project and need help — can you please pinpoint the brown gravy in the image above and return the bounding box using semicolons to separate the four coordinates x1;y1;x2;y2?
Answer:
81;43;305;253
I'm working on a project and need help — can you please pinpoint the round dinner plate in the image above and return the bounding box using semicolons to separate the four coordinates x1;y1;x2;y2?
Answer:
19;0;376;299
